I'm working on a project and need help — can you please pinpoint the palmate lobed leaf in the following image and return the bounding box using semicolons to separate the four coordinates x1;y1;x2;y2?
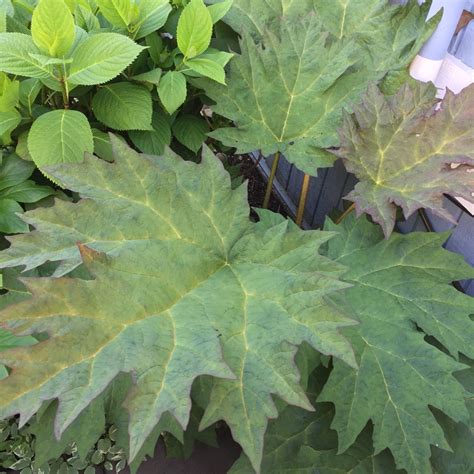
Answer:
0;139;357;471
230;361;402;474
337;82;474;236
204;13;363;174
431;356;474;473
319;215;474;474
205;0;437;175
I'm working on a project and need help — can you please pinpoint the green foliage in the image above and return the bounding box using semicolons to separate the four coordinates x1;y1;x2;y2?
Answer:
67;33;145;86
230;364;402;474
177;0;212;59
0;2;472;474
172;114;209;152
204;0;438;175
129;111;171;155
0;152;54;233
320;215;474;473
0;327;35;379
158;70;187;114
28;109;93;168
0;140;356;470
0;0;234;171
92;83;153;131
31;0;75;58
336;82;474;236
0;414;129;473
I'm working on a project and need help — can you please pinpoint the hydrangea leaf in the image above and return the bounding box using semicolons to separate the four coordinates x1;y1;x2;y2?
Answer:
337;82;474;237
204;1;436;175
0;139;356;470
0;327;35;379
319;215;474;474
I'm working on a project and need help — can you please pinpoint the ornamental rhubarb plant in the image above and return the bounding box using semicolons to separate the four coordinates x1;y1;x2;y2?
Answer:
0;0;472;473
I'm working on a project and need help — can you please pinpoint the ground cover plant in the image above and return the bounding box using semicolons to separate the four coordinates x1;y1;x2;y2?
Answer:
0;0;473;473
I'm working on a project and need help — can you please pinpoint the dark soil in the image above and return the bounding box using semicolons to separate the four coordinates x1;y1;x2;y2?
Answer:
228;154;288;217
128;427;241;474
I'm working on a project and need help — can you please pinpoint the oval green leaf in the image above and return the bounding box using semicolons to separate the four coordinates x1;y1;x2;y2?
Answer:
177;0;212;59
27;109;93;168
31;0;75;57
157;71;187;115
92;83;153;131
68;33;145;86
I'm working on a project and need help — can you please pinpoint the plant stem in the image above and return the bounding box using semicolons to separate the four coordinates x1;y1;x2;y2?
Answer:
335;202;356;225
295;173;311;227
263;151;280;209
59;66;69;109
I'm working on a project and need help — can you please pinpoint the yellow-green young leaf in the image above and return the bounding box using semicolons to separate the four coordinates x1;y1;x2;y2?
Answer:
0;110;21;144
64;0;91;12
185;55;226;84
133;0;172;40
129;111;171;155
92;83;153;131
319;215;474;474
96;0;136;28
0;33;53;79
0;140;356;470
336;82;474;237
31;0;75;57
0;73;19;112
207;0;232;23
68;33;145;86
177;0;212;58
158;71;187;114
18;78;42;114
27;110;93;168
172;114;208;152
0;7;6;33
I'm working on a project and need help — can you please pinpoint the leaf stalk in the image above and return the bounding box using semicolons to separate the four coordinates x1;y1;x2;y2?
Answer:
335;203;356;225
263;151;280;209
295;173;311;227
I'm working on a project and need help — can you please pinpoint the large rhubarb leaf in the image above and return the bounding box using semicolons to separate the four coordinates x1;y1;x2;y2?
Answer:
319;215;474;474
337;82;474;236
205;0;436;175
204;14;365;174
207;0;313;38
313;0;436;77
0;139;356;471
230;364;401;474
431;356;474;474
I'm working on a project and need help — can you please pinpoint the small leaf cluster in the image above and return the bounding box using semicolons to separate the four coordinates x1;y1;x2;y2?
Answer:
0;0;234;172
0;416;128;474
